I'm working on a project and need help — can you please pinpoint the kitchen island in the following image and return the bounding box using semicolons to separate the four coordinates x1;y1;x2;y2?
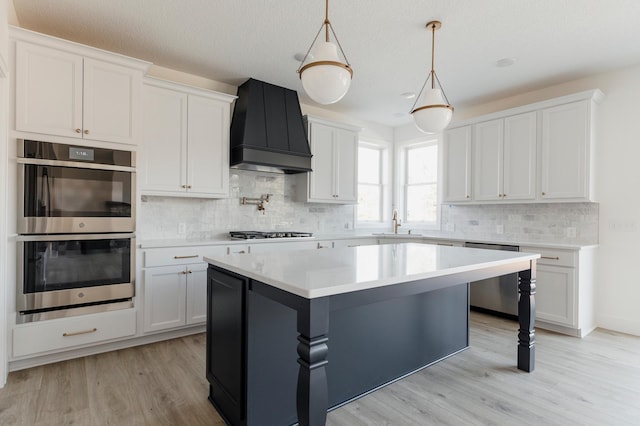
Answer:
204;243;539;426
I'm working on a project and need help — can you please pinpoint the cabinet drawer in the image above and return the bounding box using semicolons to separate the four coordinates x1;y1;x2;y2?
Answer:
13;309;136;358
143;246;227;267
520;246;577;267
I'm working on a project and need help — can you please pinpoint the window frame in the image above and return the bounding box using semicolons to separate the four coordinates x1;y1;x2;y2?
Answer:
355;139;392;229
395;136;442;231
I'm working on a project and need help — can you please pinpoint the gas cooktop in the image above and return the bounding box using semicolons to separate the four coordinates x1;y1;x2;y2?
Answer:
229;231;313;240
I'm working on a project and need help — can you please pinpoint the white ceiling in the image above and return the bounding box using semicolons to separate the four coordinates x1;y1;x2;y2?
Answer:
11;0;640;127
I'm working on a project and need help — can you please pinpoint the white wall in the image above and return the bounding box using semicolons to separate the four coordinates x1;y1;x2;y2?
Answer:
396;64;640;336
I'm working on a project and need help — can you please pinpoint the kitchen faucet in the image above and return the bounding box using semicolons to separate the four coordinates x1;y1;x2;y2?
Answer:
392;209;402;234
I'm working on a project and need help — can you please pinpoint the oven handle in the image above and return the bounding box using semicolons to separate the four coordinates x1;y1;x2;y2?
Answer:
16;233;136;241
17;157;136;173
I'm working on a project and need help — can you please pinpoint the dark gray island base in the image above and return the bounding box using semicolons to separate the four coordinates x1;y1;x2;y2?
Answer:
205;246;537;426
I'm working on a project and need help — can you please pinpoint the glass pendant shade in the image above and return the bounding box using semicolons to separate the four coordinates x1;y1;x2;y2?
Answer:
411;88;453;134
300;42;352;105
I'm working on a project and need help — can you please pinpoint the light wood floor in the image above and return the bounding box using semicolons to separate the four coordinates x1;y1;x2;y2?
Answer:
1;312;639;425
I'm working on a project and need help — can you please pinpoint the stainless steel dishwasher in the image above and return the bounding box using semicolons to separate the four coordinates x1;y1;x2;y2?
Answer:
465;242;520;318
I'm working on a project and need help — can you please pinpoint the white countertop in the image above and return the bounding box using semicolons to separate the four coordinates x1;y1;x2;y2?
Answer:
140;233;595;250
204;243;540;299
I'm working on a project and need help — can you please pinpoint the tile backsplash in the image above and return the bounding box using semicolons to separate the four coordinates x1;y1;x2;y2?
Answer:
438;202;599;245
138;170;355;240
140;170;598;245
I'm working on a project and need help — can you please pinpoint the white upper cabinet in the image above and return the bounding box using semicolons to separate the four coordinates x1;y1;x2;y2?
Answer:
443;126;472;202
443;90;602;204
540;100;595;201
298;116;360;204
473;112;536;201
14;34;147;145
141;78;235;198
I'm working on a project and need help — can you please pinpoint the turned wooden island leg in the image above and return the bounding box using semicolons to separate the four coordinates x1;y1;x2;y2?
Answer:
296;297;330;426
517;260;536;372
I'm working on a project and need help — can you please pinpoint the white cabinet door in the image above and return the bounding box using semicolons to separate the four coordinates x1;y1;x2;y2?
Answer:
15;41;141;145
141;85;188;193
443;126;471;202
186;263;208;325
473;113;536;202
141;79;232;198
186;95;230;197
540;101;590;200
335;128;358;202
302;117;359;204
308;122;336;202
143;265;187;333
82;58;140;144
535;265;576;327
503;112;536;200
473;119;503;201
15;41;83;138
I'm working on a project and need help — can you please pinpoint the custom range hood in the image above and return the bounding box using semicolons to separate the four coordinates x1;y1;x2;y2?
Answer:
230;78;312;174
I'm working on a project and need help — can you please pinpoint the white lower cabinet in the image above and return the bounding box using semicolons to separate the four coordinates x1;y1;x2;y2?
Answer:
143;263;208;333
13;309;136;358
521;245;595;337
142;246;223;333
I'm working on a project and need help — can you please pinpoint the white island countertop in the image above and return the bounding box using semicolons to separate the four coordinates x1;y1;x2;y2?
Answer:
204;243;540;299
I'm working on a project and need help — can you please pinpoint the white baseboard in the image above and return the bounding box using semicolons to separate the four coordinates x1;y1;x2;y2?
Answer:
596;314;640;337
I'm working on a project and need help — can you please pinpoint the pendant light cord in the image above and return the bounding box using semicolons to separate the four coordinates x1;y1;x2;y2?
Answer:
431;22;436;90
296;0;352;73
410;20;452;112
325;0;330;42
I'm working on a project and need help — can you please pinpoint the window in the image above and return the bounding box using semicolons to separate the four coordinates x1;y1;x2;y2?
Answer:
397;139;440;228
357;140;391;225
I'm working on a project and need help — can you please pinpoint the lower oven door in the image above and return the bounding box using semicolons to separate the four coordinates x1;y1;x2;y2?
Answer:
17;233;135;316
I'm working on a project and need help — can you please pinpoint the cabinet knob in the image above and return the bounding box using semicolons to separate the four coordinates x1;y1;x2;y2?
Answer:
541;192;546;196
84;129;89;135
181;185;187;189
75;128;82;133
187;185;192;189
466;195;470;199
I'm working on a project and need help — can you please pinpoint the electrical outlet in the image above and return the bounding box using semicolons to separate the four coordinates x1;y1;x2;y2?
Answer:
496;224;504;235
178;222;186;235
566;227;576;238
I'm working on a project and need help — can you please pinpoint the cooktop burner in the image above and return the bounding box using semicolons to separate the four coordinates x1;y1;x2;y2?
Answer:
229;231;313;240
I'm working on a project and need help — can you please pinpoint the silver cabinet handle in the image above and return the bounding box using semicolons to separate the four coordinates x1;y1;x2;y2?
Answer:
541;256;560;260
174;255;198;259
63;328;97;337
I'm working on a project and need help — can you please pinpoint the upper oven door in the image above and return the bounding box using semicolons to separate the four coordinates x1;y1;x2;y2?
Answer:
17;141;136;234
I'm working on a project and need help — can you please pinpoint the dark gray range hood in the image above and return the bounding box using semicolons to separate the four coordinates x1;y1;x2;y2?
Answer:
230;78;312;174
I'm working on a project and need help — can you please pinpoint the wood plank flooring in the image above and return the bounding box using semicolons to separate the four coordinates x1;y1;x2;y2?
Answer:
1;312;639;425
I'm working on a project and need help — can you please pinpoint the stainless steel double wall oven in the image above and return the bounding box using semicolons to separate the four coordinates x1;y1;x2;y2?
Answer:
16;139;136;322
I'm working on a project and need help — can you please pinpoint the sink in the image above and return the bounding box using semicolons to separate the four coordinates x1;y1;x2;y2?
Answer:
372;233;423;237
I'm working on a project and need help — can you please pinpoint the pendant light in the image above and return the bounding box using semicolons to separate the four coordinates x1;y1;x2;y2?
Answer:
297;0;353;104
411;21;454;134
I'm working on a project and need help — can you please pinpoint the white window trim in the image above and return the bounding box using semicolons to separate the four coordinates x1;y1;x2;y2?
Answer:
356;139;393;230
394;136;442;231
